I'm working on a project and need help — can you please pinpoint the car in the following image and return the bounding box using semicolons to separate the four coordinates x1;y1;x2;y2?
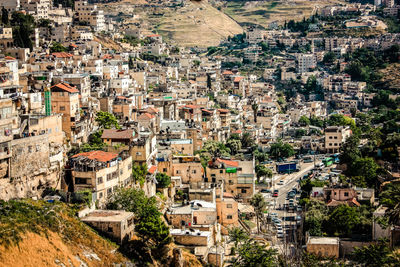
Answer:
277;232;284;238
277;180;285;185
269;212;278;218
273;192;278;197
296;206;303;212
296;215;302;221
260;189;272;193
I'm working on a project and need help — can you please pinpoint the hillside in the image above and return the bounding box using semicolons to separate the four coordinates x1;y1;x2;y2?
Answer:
154;1;243;47
220;0;345;28
101;0;243;47
0;200;129;267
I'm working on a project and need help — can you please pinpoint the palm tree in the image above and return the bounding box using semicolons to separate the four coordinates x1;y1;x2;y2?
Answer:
250;193;267;234
251;103;258;123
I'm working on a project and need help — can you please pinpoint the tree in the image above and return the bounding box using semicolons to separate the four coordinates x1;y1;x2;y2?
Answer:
340;135;361;166
11;12;34;50
50;42;67;53
269;141;295;159
226;138;242;155
349;157;379;188
106;188;171;250
381;184;400;226
251;103;258;123
250;193;266;234
1;7;9;25
255;164;272;184
155;173;171;188
106;187;156;216
328;204;359;237
135;204;171;249
96;111;120;129
323;51;336;65
299;115;310;126
295;129;307;138
229;239;277;267
352;240;398;267
132;163;148;186
228;227;249;253
241;132;255;148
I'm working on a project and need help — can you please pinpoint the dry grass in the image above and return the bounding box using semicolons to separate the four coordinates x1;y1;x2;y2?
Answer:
155;1;243;47
223;0;346;28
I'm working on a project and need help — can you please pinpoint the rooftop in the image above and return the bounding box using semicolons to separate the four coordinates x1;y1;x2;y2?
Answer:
81;210;134;223
308;237;339;245
72;150;118;163
101;129;135;140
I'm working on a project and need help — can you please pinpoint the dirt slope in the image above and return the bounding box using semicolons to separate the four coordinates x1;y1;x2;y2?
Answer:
156;1;243;47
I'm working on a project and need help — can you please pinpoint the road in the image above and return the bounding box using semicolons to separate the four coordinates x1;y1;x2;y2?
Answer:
260;161;321;256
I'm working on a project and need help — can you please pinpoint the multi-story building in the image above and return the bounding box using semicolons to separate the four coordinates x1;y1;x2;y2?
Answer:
324;126;352;153
20;0;50;20
297;54;316;73
0;28;14;50
70;150;132;206
206;158;255;203
74;0;105;32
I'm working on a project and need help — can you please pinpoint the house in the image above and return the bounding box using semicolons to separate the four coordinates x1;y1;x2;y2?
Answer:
50;83;80;142
306;237;340;258
323;187;361;207
70;150;132;206
324;126;352;153
101;129;135;147
373;206;391;240
206;158;255;203
166;200;217;229
81;210;134;244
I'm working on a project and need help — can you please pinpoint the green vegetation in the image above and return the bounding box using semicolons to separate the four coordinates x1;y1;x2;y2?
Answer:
107;188;171;252
132;163;148;186
155;172;171;188
50;42;67;53
250;193;267;234
228;227;277;266
0;200;93;248
10;12;35;50
255;164;273;183
269;141;295;159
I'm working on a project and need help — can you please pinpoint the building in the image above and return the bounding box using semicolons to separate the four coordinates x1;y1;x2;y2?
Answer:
70;150;132;206
50;83;81;142
74;0;105;32
297;54;316;73
0;28;14;49
306;237;340;258
324;126;352;153
206;158;255;203
81;210;134;244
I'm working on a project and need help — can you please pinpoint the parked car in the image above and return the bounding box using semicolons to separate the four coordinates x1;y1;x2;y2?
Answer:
277;180;285;185
260;189;272;193
273;190;279;197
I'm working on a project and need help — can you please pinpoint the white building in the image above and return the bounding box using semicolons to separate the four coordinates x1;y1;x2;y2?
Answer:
297;54;316;73
74;0;105;32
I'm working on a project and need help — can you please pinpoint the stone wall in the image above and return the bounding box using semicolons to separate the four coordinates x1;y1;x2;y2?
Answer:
0;134;64;200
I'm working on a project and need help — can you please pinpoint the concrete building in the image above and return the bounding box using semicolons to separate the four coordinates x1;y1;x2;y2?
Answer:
306;237;340;258
70;150;132;206
74;0;105;32
0;28;14;50
81;209;134;244
324;126;352;153
297;54;316;73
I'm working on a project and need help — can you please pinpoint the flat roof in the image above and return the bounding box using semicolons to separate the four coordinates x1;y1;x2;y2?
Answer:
308;237;339;245
81;210;134;223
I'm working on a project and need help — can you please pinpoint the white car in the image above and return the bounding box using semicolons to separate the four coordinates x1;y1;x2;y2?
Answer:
277;180;285;185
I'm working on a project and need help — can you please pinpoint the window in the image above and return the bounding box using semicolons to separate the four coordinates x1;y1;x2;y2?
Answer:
344;192;349;197
75;178;88;184
97;177;103;184
59;92;64;96
107;188;112;195
220;170;223;174
108;227;113;232
227;204;232;208
192;170;197;174
227;215;233;219
229;180;233;185
99;192;103;199
59;106;65;111
241;189;247;193
107;173;112;181
163;168;167;172
136;152;142;156
176;170;181;174
120;169;123;175
329;136;333;139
